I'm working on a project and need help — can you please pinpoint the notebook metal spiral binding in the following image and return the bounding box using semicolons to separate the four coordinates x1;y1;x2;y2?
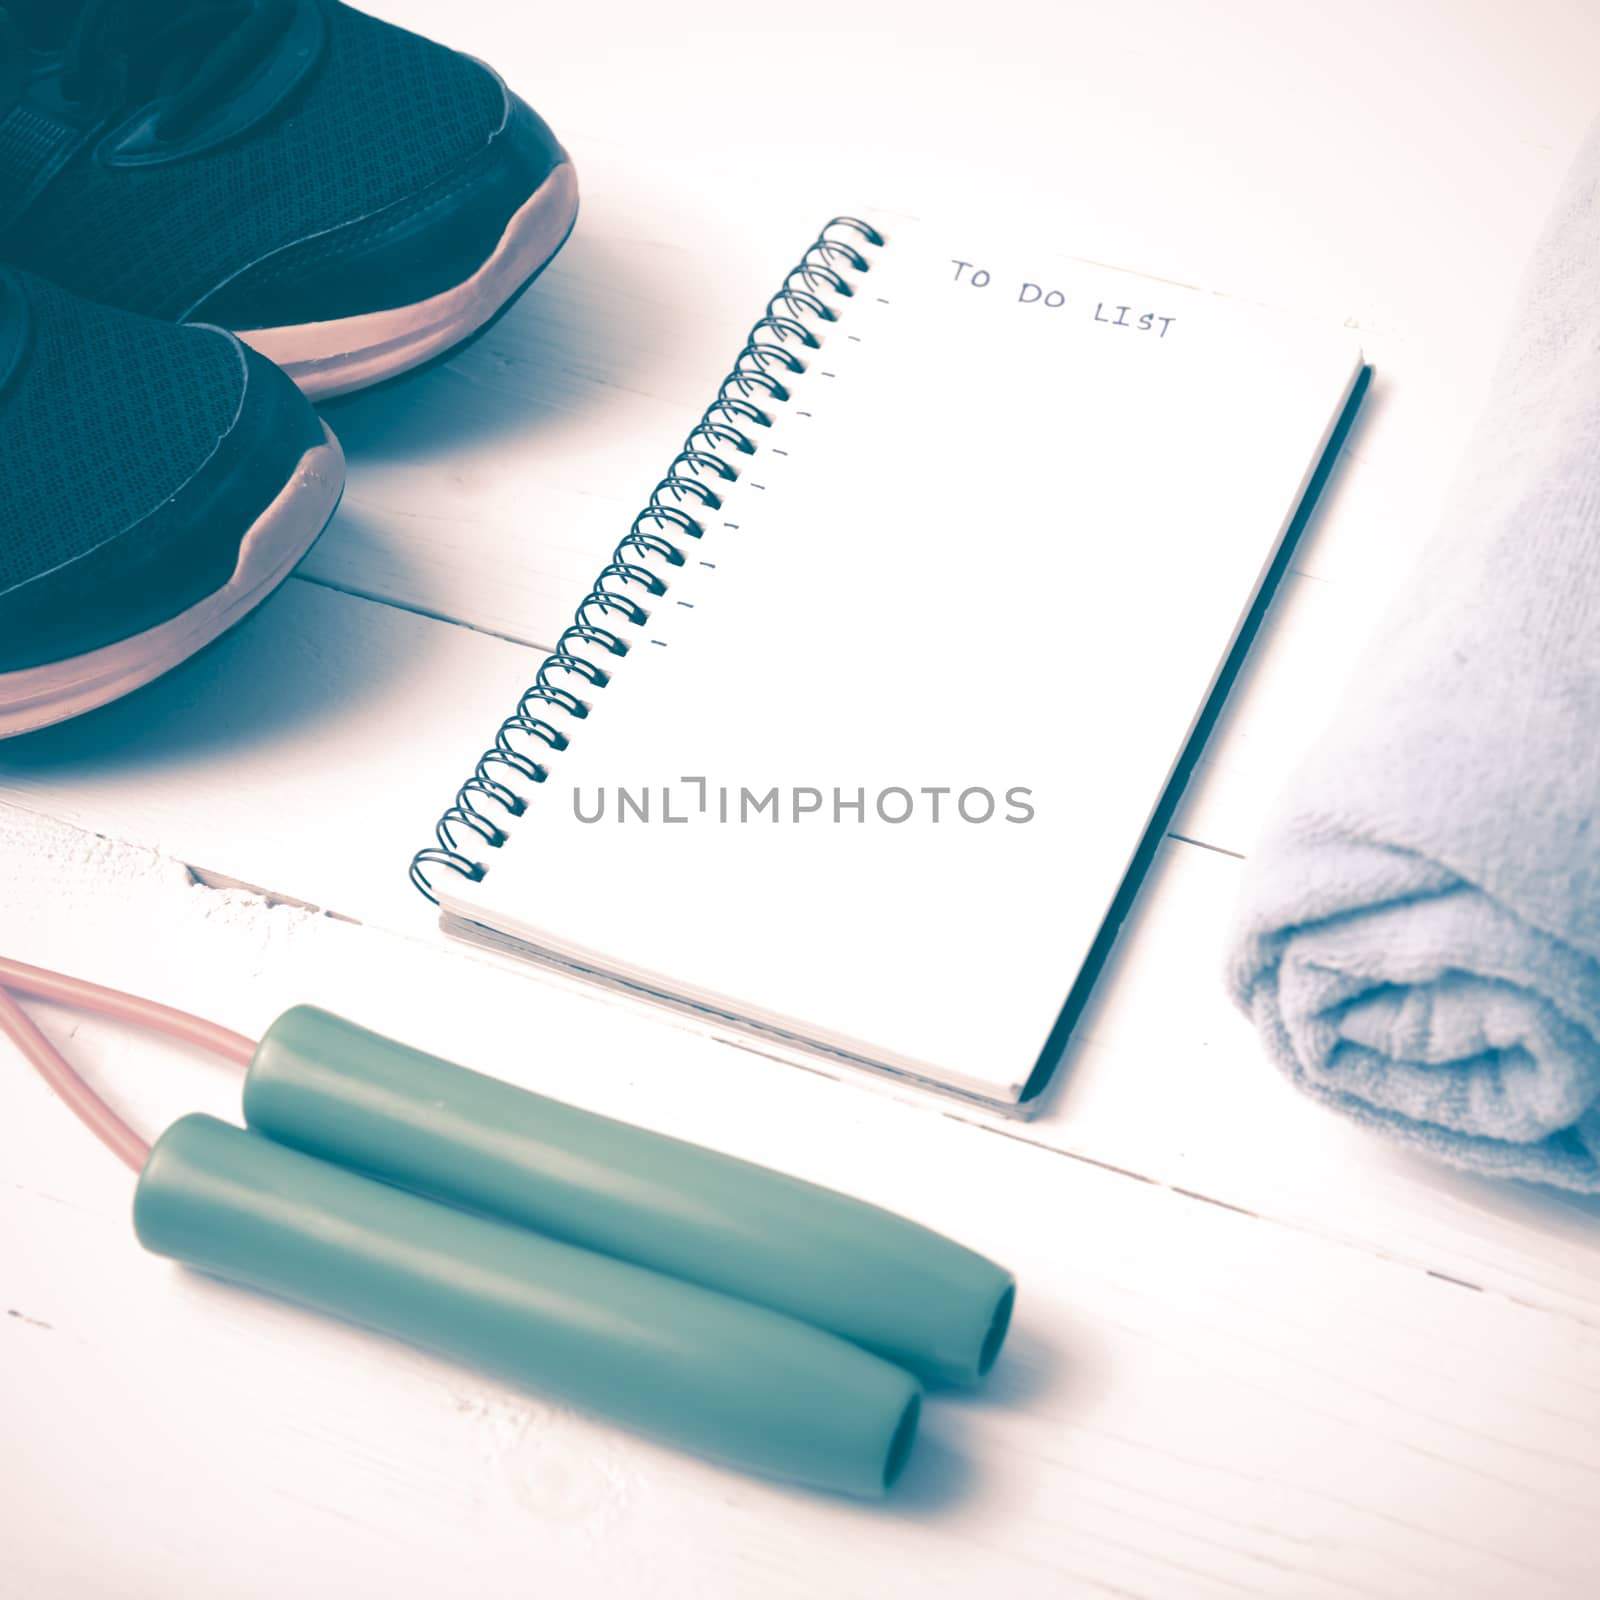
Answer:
409;216;886;903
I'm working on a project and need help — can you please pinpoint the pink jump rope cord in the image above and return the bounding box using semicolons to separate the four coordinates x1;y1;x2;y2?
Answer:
0;956;256;1172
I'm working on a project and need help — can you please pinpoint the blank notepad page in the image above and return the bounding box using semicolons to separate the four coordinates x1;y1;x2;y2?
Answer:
442;217;1362;1102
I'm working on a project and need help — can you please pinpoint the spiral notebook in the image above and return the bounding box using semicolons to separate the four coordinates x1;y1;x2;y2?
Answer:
411;213;1367;1111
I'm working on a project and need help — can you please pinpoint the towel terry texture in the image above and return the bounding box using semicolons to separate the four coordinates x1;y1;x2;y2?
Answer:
1228;115;1600;1191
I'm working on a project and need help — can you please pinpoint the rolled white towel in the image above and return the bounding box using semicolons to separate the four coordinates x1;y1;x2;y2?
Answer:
1228;116;1600;1191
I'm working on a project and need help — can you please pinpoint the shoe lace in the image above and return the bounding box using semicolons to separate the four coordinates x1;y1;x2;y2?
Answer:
50;0;294;143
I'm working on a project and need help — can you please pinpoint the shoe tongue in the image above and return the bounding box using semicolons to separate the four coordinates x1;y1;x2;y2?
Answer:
9;1;91;51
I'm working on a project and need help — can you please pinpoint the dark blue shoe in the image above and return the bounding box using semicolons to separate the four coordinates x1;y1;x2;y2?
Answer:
0;267;343;735
0;1;578;396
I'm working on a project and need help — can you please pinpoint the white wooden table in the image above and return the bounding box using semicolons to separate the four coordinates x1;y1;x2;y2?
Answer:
5;4;1600;1595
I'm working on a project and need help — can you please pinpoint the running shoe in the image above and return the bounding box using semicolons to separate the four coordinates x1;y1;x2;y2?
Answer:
0;266;343;736
0;0;578;397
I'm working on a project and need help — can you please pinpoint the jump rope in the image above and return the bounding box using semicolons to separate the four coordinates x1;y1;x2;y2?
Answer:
1;956;1014;1496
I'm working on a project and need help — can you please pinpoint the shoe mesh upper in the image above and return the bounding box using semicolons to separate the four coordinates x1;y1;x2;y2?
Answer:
0;271;243;591
2;3;504;319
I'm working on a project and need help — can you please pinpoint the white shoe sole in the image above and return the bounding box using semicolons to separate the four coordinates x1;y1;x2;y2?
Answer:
237;161;579;400
0;425;344;739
